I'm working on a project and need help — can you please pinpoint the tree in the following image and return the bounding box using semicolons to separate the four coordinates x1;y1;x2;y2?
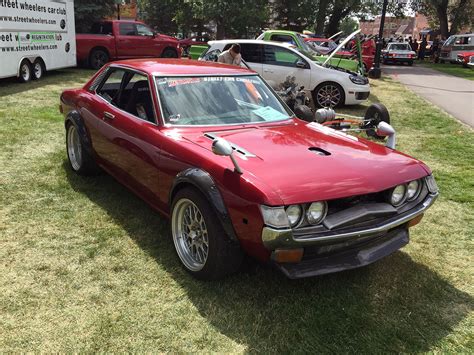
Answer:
412;0;473;38
272;0;316;32
74;0;116;32
340;17;359;35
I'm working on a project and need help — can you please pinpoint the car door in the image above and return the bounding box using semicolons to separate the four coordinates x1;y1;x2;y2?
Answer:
90;67;164;204
261;44;311;89
116;22;160;58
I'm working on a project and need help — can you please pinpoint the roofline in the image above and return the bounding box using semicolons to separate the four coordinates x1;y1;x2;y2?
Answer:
208;39;295;48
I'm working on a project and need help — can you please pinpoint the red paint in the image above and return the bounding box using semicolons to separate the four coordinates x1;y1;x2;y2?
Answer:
76;20;180;64
61;59;432;263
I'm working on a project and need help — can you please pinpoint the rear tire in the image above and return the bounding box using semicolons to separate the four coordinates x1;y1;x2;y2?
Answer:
89;49;109;70
363;103;391;140
32;59;45;80
18;60;32;83
161;48;178;58
171;187;243;280
66;122;99;175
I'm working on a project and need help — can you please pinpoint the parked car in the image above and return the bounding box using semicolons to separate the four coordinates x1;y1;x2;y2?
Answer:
60;59;438;279
305;37;375;72
439;33;474;63
76;20;180;69
188;44;210;60
257;29;362;74
180;35;210;56
382;42;416;65
456;51;474;67
200;39;370;107
468;55;474;68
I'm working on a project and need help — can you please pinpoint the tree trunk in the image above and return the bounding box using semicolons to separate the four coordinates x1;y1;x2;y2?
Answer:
314;0;329;35
435;1;449;38
216;21;225;39
325;6;351;36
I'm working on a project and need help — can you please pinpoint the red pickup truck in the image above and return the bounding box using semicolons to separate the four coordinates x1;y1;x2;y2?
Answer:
76;20;180;69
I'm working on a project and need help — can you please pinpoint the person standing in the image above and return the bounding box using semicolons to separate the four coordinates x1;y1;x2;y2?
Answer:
418;38;427;60
217;44;242;66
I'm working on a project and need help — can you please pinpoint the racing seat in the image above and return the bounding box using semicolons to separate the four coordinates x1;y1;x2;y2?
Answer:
124;80;155;122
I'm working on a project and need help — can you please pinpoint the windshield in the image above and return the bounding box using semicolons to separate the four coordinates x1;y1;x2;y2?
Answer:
389;43;411;51
156;75;292;126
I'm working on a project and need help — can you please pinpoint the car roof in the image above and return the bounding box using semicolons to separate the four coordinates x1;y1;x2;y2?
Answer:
110;58;256;76
208;39;296;49
264;29;298;35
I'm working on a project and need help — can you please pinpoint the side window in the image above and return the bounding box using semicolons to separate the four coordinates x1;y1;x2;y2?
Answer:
119;23;137;36
122;73;156;122
96;69;126;104
270;34;296;46
239;43;263;63
263;45;306;68
90;22;112;35
136;24;154;36
201;49;221;62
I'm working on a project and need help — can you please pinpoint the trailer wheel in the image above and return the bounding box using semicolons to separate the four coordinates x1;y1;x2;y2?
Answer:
32;59;45;80
89;49;109;70
363;103;391;140
18;60;32;83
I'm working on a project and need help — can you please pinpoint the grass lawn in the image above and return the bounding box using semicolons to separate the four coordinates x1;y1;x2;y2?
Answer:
418;61;474;81
1;68;473;352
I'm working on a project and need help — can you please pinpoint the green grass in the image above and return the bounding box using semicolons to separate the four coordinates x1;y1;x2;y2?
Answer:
1;69;473;352
418;61;474;80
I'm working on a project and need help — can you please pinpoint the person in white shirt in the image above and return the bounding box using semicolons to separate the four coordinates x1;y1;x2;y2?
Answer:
217;44;242;66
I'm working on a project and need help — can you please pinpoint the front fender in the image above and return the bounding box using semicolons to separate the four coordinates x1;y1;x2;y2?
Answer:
169;168;238;243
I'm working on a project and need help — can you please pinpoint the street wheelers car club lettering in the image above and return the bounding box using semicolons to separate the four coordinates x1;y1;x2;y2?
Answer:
0;0;66;14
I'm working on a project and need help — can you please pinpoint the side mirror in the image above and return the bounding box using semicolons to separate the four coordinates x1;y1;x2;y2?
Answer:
376;121;396;149
296;60;307;69
212;138;243;174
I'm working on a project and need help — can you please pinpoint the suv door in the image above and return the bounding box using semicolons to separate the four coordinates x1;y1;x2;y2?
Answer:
261;44;311;89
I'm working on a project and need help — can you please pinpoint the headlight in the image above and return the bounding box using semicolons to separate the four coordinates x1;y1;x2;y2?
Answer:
425;175;438;194
285;205;302;227
260;206;290;229
390;184;407;206
407;180;421;200
306;201;327;225
349;74;368;85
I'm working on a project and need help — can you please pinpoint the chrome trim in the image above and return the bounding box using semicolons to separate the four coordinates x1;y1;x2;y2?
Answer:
262;192;438;249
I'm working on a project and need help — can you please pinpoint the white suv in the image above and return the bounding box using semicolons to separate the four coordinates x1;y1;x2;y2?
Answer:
199;39;370;107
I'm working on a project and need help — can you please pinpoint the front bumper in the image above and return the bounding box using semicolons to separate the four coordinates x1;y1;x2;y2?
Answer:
276;226;409;279
345;86;370;105
262;192;438;278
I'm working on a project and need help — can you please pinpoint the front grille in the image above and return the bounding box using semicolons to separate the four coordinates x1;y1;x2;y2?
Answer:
356;91;370;100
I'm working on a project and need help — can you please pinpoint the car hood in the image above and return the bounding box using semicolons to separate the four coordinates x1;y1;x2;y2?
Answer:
182;121;429;205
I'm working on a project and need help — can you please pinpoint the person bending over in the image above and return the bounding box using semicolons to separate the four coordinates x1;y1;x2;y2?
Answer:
218;44;242;66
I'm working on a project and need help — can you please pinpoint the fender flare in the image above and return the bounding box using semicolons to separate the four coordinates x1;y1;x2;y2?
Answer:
169;168;238;243
64;110;94;156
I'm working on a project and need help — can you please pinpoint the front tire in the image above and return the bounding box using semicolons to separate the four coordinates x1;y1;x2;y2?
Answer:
313;82;345;108
66;122;99;175
18;60;32;83
171;188;243;280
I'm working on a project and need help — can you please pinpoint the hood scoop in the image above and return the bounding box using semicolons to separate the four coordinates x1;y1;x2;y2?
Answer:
309;147;331;156
204;132;256;157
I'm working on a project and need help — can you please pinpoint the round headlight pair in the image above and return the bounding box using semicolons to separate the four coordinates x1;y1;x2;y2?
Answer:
389;180;421;206
285;202;327;227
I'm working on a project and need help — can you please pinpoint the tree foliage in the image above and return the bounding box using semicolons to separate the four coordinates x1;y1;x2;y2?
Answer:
74;0;116;33
412;0;473;38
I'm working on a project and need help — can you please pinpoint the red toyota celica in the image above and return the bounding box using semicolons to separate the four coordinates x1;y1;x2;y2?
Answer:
60;59;438;280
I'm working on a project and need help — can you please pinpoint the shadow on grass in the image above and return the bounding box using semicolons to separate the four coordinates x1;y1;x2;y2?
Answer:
0;68;95;97
64;161;473;353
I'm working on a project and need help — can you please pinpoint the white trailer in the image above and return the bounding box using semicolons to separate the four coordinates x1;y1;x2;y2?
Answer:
0;0;76;82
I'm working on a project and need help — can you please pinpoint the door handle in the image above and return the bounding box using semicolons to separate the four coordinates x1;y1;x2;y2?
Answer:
263;69;274;73
103;111;115;120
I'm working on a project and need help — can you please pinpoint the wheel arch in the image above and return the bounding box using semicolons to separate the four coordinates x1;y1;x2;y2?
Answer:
169;168;239;243
64;110;94;156
16;56;35;77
